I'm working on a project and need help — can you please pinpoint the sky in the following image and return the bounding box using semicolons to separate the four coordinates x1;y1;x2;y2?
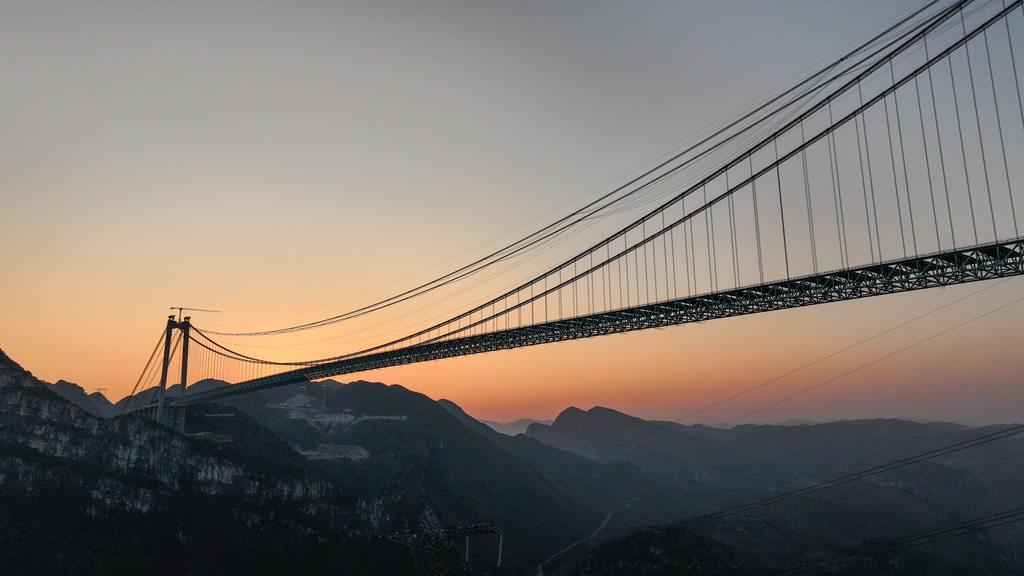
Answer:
2;0;1022;426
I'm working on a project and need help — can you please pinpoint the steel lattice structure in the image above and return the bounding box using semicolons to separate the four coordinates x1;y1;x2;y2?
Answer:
385;524;504;576
173;239;1023;406
115;0;1024;421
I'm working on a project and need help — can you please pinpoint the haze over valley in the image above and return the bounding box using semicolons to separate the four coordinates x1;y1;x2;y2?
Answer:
5;349;1023;574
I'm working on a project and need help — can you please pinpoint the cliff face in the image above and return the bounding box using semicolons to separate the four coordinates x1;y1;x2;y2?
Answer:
0;351;602;575
0;350;412;575
215;379;604;570
1;353;326;513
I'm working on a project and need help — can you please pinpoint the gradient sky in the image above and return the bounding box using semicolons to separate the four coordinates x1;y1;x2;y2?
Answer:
3;0;1022;425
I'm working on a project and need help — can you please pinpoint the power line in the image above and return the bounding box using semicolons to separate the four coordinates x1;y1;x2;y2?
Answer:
677;424;1024;529
536;280;1023;569
770;506;1024;575
550;421;1023;569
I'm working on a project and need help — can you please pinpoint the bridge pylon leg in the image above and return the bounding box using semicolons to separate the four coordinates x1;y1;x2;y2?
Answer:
154;315;175;426
154;315;191;433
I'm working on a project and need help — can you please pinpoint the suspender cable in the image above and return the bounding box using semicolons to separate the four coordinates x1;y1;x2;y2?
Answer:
915;72;944;250
752;155;766;283
855;84;875;262
950;21;981;244
883;91;909;259
980;26;1004;237
892;60;919;256
1003;5;1023;237
801;123;819;273
201;0;959;339
964;12;989;242
774;140;791;279
926;34;959;249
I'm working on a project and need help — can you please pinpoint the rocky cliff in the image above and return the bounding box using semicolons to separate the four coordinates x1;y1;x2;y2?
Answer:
0;348;411;575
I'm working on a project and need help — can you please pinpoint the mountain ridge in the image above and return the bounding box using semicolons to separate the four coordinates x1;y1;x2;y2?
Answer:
10;349;1024;574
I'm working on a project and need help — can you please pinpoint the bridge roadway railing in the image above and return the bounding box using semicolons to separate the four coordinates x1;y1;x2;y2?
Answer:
173;239;1024;406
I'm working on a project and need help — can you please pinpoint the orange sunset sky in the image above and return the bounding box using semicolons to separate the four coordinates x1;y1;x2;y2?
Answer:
2;0;1022;425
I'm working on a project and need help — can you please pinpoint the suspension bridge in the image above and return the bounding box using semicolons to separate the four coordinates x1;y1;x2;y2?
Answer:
128;0;1024;427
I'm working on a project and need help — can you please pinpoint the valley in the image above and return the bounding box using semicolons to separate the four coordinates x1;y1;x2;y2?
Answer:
4;348;1023;575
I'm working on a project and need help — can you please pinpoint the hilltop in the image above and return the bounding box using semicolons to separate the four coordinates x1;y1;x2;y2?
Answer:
5;348;1024;574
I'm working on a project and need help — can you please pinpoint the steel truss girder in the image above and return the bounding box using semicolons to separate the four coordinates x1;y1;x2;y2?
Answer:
174;240;1024;405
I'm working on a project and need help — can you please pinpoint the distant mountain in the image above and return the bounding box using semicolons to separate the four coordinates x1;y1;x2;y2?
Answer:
480;417;553;436
0;348;412;575
107;377;231;415
13;348;1024;575
102;379;605;571
205;380;601;571
439;399;743;538
562;481;1021;575
45;377;236;419
48;379;117;417
527;406;1024;495
528;405;1024;574
527;406;751;487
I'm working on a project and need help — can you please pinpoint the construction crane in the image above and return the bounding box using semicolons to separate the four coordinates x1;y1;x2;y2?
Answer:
169;307;220;321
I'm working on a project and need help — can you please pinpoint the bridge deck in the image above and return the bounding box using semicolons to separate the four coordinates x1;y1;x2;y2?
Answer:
172;239;1024;406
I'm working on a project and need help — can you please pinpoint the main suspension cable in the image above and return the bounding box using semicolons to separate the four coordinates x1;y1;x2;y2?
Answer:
200;0;949;339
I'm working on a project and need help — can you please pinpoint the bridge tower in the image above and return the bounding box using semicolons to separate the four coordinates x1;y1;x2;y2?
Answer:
154;314;191;431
